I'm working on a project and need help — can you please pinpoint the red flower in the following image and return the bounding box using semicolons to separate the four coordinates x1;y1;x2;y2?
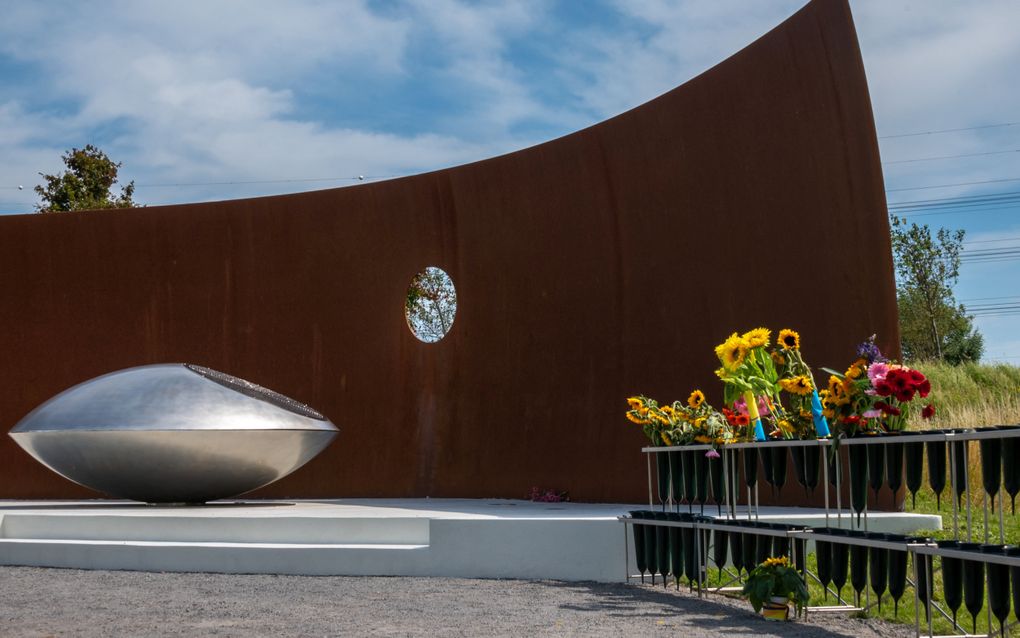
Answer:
907;369;926;386
875;401;901;416
842;415;861;426
887;369;910;392
894;387;915;403
921;404;936;419
723;408;749;427
916;379;931;398
874;381;893;397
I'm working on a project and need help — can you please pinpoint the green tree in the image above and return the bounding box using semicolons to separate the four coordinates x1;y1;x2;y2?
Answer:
404;267;457;343
35;144;136;212
890;215;983;363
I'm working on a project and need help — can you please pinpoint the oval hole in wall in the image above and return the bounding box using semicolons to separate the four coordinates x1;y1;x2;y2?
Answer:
405;266;457;343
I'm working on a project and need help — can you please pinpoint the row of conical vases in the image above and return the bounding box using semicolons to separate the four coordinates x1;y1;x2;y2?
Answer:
848;428;1020;522
657;428;1020;521
629;513;807;589
654;451;737;514
811;529;929;616
930;540;1020;636
654;447;825;513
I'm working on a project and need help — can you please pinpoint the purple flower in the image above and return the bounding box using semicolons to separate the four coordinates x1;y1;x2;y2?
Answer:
856;335;886;364
706;449;721;459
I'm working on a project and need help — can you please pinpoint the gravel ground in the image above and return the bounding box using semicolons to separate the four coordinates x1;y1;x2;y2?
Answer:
0;567;916;637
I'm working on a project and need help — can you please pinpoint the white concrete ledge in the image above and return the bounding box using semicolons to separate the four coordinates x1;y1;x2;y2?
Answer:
0;499;940;581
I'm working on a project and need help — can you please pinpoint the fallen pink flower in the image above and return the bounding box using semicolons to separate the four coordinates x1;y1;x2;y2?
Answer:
706;449;720;459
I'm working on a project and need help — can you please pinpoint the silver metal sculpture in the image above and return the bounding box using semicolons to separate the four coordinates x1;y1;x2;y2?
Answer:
9;364;338;503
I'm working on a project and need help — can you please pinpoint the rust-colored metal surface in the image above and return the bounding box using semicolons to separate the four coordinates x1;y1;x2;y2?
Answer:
0;0;897;505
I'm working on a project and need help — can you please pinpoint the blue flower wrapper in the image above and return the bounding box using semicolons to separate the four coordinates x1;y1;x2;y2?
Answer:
810;388;831;437
752;417;766;441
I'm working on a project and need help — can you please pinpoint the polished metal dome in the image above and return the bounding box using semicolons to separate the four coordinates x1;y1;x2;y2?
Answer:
9;364;338;503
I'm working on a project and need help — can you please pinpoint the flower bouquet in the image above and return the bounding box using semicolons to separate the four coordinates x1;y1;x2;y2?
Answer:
820;335;935;436
714;328;784;442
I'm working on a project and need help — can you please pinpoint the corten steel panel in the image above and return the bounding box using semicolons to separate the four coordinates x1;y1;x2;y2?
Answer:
0;0;898;505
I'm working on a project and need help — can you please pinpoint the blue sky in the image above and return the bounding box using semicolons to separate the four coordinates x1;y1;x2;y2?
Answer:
1;1;1018;363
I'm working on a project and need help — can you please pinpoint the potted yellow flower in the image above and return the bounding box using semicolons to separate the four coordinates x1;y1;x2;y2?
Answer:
742;556;809;621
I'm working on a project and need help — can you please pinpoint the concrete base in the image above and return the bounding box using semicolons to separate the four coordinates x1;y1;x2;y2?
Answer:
0;499;941;581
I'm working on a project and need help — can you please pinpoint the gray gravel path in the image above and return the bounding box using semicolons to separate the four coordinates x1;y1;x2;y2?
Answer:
0;567;915;637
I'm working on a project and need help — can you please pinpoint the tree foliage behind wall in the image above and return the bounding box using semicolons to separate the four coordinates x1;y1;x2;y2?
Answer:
35;145;136;212
890;215;983;364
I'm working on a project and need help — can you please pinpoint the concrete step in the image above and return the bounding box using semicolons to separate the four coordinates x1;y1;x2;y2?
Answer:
0;513;430;545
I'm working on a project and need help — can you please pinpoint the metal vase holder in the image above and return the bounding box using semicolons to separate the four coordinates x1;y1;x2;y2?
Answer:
624;424;1020;637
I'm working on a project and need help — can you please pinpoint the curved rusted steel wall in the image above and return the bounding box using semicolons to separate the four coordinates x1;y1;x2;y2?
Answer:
0;0;897;504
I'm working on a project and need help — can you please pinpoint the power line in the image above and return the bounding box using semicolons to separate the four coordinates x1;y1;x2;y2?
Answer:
879;121;1020;140
894;203;1020;218
964;236;1020;245
888;190;1020;208
961;294;1020;302
887;176;1020;193
883;148;1020;165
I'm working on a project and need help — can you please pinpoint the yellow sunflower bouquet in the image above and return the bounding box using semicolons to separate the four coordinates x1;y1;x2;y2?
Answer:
713;328;786;441
625;390;739;448
770;328;830;439
625;395;674;446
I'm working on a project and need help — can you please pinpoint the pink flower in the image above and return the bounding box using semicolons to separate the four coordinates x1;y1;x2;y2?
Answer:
867;362;889;385
733;396;770;417
706;449;721;459
733;397;749;416
862;409;882;419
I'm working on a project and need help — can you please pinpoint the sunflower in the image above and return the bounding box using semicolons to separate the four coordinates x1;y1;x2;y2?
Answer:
763;556;789;567
778;328;800;351
694;435;712;444
661;432;673;446
776;419;794;436
687;389;706;409
626;411;649;425
827;375;842;396
661;404;675;417
742;327;771;349
779;376;812;396
770;351;786;366
626;397;643;410
715;333;749;370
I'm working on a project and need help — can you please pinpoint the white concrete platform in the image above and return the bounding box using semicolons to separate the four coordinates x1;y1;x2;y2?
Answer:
0;499;940;581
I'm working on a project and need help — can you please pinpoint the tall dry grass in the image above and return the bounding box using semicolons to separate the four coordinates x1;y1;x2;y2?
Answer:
911;360;1020;429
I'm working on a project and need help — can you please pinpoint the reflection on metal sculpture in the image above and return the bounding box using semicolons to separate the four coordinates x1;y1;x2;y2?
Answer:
9;364;338;503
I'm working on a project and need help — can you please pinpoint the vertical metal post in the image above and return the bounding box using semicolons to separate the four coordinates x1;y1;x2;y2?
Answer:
694;521;703;598
754;483;760;521
999;477;1006;544
848;451;856;531
624;522;630;584
836;443;843;528
647;452;653;508
965;441;973;543
984;482;990;544
987;559;994;638
863;447;870;532
950;438;959;539
731;449;739;520
722;449;730;520
912;549;920;638
822;442;830;528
